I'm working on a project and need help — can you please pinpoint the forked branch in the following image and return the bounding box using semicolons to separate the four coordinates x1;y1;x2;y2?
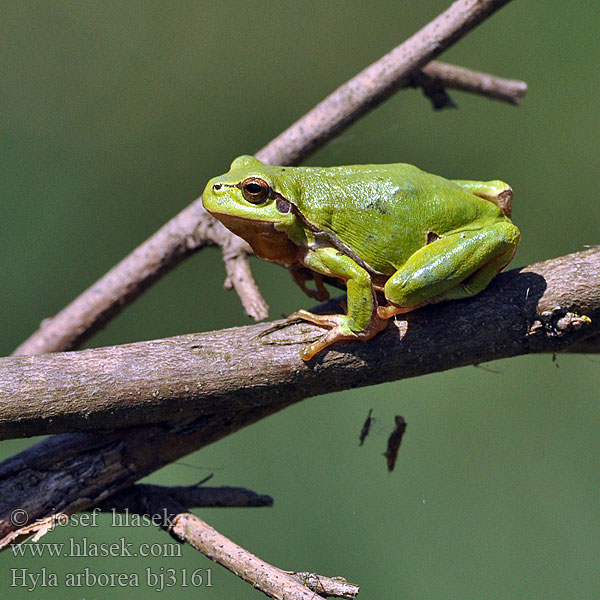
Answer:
3;1;536;596
13;0;522;357
1;248;599;550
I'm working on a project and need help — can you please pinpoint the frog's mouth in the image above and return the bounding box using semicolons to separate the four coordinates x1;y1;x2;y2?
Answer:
211;212;300;267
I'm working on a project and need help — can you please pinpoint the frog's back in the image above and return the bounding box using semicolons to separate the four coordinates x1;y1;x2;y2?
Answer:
292;162;509;274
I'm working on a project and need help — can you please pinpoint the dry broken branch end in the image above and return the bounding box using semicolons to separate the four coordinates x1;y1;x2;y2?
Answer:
171;512;359;599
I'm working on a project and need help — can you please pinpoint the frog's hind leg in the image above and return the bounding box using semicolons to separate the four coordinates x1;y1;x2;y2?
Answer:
378;221;520;319
429;245;515;302
451;179;513;217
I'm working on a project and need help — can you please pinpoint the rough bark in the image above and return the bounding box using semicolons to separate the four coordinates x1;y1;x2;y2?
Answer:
0;404;286;544
1;248;598;546
1;249;598;441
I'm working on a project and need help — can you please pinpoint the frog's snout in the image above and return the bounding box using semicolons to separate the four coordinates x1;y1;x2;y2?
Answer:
202;178;221;213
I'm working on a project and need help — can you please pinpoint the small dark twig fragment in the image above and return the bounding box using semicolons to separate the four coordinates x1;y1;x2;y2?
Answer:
98;483;273;517
359;408;374;446
383;416;407;472
411;71;457;110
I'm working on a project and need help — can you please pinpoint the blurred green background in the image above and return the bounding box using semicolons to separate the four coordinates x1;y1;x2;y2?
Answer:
2;1;599;598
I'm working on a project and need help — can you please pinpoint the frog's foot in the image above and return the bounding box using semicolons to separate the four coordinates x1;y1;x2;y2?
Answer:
376;303;422;320
291;269;330;302
310;273;330;302
290;309;387;361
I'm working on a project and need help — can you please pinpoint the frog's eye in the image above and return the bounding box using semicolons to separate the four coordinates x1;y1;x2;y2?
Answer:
240;177;270;204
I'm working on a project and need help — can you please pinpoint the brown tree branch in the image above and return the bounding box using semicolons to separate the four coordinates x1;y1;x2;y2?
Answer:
4;481;356;598
0;248;598;549
105;484;358;598
101;487;359;599
419;61;527;105
100;483;274;512
255;0;515;166
0;249;598;441
171;513;359;599
0;405;288;546
13;0;520;356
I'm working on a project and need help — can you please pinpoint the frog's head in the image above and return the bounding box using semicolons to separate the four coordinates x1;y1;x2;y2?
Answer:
202;155;302;265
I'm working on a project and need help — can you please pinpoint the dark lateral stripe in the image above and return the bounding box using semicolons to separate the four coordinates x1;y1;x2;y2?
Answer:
272;191;386;277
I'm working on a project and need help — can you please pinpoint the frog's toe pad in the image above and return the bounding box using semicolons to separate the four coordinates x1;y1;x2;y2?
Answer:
300;327;358;361
377;303;420;319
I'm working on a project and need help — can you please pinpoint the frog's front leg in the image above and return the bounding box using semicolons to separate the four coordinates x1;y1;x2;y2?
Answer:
291;248;387;360
378;221;520;319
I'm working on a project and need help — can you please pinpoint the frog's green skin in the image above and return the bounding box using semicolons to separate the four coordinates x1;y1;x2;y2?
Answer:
203;155;521;360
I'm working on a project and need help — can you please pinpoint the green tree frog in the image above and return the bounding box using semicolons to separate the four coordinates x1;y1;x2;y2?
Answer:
203;156;520;361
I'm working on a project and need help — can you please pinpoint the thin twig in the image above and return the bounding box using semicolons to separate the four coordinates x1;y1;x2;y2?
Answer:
171;512;359;599
104;487;358;599
221;240;270;319
13;0;519;356
104;487;359;599
5;482;353;598
419;61;527;105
